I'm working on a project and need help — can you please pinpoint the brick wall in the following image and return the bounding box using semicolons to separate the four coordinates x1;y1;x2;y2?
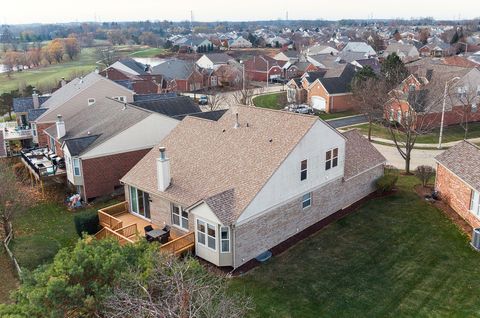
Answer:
36;122;54;147
234;165;383;267
330;94;355;112
435;164;480;228
82;148;150;200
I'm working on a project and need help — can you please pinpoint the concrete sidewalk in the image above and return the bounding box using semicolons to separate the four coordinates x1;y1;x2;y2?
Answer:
367;135;480;149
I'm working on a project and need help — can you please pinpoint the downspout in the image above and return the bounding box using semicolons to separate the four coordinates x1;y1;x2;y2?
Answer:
231;223;236;269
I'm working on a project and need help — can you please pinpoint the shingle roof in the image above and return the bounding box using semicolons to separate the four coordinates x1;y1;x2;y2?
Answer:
13;96;50;113
174;109;227;121
317;63;357;94
117;58;149;75
27;108;48;121
435;141;480;191
151;60;195;80
64;135;100;156
121;106;319;225
133;96;201;118
203;53;233;64
343;130;386;179
133;93;178;102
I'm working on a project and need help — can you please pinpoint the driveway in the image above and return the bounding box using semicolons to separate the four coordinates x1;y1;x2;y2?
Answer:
326;114;368;128
372;143;443;170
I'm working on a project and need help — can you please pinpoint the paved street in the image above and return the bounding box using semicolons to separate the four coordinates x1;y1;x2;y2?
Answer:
372;143;443;170
326;114;368;128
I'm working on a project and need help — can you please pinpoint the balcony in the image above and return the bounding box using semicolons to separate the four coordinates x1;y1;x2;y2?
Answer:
96;201;195;255
20;147;66;181
1;122;33;141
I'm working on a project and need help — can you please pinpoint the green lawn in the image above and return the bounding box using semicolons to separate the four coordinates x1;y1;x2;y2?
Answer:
230;176;480;317
319;110;358;120
252;92;287;110
10;200;116;271
0;48;98;93
354;122;480;144
129;47;168;58
0;250;18;304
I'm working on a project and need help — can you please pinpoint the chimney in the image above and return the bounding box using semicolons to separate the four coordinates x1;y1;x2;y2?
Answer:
234;113;240;129
95;67;99;74
32;90;40;109
56;115;66;139
61;77;66;87
156;147;171;191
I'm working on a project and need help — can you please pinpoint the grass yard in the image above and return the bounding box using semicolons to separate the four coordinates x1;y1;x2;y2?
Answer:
10;200;116;271
252;92;287;110
318;110;358;120
230;176;480;317
354;122;480;144
129;47;168;58
0;48;98;93
0;250;18;304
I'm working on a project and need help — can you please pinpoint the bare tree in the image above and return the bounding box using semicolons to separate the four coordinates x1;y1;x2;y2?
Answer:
232;77;260;106
414;165;436;187
96;46;118;68
0;159;27;237
207;93;226;111
102;253;253;318
447;78;480;140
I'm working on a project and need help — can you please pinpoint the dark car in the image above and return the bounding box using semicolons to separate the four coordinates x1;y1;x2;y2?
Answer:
198;95;208;105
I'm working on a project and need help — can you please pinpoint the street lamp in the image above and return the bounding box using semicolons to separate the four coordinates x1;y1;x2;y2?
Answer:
240;60;245;92
438;76;460;149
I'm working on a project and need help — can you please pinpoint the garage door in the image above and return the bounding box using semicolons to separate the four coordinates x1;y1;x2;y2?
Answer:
311;96;326;111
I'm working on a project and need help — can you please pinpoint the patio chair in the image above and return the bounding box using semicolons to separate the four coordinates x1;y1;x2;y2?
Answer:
162;225;171;233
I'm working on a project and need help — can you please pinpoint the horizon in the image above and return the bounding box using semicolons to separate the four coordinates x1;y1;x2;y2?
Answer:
2;0;479;25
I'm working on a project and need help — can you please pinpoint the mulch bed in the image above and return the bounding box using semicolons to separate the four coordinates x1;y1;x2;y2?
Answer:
414;184;473;238
219;189;397;276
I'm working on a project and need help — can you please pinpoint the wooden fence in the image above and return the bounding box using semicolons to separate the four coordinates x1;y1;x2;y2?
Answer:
2;221;22;278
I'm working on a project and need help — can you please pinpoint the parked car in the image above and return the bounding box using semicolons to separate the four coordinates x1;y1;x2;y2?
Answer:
199;95;208;105
272;78;289;84
284;104;314;114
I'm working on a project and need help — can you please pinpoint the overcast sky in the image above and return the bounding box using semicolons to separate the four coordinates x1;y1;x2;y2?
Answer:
2;0;479;25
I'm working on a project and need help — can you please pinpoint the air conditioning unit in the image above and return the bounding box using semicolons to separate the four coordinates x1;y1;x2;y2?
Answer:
471;228;480;251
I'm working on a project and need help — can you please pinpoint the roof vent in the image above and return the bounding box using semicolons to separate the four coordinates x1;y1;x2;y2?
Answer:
234;113;240;129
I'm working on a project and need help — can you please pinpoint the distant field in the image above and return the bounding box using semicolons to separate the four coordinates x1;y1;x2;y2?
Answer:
129;47;168;58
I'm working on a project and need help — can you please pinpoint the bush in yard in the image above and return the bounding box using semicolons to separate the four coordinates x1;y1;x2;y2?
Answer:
375;175;398;193
74;211;100;237
414;165;436;187
384;165;399;177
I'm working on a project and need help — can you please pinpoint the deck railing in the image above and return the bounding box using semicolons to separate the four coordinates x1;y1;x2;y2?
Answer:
160;232;195;255
115;223;138;240
95;227;135;246
98;201;128;231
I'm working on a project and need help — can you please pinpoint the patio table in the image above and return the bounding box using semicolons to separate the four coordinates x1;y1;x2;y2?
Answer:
146;229;166;241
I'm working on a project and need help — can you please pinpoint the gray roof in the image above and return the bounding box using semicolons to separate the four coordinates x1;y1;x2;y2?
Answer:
13;96;50;113
151;60;195;80
435;141;480;191
117;58;149;75
174;109;227;121
45;98;152;156
133;93;178;102
133;96;201;118
203;53;233;64
63;135;100;156
27;108;48;121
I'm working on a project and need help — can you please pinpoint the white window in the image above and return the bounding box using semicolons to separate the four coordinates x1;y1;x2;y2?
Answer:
87;98;96;106
196;219;216;251
325;148;338;170
129;186;151;219
220;226;230;253
73;158;81;176
300;159;307;181
50;136;56;154
302;192;312;209
113;96;127;102
397;110;402;122
31;123;37;136
470;190;480;218
172;204;189;230
389;109;394;121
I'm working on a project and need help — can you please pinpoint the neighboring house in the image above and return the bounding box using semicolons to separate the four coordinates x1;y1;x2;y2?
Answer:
180;38;213;53
244;55;284;82
341;42;377;56
32;72;135;147
116;106;385;269
196;53;234;70
386;64;480;128
42;97;180;200
274;50;300;63
435;141;480;228
383;43;420;62
229;36;253;48
213;64;243;87
266;36;289;47
286;78;307;104
13;93;50;127
296;63;358;113
304;44;339;56
151;59;204;92
107;58;150;76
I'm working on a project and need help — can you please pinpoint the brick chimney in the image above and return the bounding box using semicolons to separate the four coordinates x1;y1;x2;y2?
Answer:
157;147;171;191
56;115;66;139
32;90;39;109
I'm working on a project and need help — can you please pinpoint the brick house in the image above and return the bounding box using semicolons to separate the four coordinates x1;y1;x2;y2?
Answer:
151;59;204;92
116;106;386;269
244;55;284;82
435;141;480;228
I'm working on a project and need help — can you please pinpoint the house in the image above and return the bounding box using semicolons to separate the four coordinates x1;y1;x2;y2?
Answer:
107;58;150;76
13;93;50;127
293;63;358;113
341;42;377;56
244;55;284;82
266;36;289;47
228;36;253;48
212;64;243;87
41;96;189;200
111;106;385;268
386;63;480;128
274;50;300;63
383;43;420;62
151;60;204;92
435;141;480;228
304;44;339;56
196;53;234;70
32;72;135;148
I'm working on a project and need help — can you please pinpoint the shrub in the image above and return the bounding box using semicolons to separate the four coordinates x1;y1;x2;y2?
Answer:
375;175;398;193
384;165;399;177
414;165;436;187
74;211;100;237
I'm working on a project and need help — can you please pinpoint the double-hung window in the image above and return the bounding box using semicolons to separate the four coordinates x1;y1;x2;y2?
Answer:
172;204;189;230
129;186;150;219
73;158;81;176
325;148;338;170
220;227;230;253
196;219;216;250
302;192;312;209
300;159;308;181
470;190;480;218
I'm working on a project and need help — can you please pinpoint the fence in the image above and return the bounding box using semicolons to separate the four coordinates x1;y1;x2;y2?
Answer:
2;221;22;278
